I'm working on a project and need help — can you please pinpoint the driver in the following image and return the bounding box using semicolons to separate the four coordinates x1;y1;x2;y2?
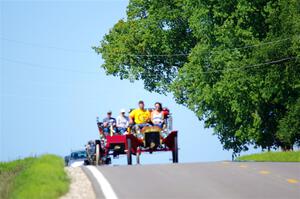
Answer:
129;100;151;129
102;110;116;135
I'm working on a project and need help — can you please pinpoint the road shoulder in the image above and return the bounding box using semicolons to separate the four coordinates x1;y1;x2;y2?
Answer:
60;166;96;199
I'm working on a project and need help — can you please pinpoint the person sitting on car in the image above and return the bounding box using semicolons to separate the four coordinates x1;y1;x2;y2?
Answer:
116;108;129;134
151;102;165;129
129;100;151;129
102;110;116;135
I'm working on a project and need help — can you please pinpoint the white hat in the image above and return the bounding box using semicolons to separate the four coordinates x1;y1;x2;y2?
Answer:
120;108;126;113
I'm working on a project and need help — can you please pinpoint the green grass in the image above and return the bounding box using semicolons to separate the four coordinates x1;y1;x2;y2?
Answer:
0;158;35;199
0;155;70;199
237;150;300;162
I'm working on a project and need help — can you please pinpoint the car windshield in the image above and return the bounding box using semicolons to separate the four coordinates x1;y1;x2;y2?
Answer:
71;150;86;159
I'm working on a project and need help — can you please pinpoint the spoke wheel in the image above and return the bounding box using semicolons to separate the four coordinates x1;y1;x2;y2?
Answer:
136;147;141;164
172;136;178;163
95;144;100;166
127;138;132;165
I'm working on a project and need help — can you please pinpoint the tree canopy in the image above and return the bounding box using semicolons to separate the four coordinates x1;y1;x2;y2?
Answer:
94;0;300;154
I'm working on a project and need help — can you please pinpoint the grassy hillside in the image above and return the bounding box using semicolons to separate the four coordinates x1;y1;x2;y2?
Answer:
0;155;69;199
237;151;300;162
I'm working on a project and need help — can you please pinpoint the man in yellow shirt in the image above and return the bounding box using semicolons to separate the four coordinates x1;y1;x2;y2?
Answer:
129;100;151;129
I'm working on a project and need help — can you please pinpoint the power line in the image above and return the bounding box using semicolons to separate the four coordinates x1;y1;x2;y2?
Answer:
1;35;296;57
0;57;99;74
0;36;92;54
97;37;294;57
200;57;296;74
0;56;296;75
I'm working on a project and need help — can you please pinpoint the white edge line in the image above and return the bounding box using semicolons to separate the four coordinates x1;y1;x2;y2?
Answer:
86;166;118;199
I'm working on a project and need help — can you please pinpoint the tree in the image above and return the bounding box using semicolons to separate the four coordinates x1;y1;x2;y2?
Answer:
277;98;300;150
94;0;196;93
94;0;300;154
172;0;300;154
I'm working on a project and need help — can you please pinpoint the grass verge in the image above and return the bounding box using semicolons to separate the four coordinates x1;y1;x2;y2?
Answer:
237;150;300;162
0;154;69;199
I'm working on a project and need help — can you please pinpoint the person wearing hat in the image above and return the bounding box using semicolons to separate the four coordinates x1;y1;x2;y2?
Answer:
116;108;129;134
102;110;116;135
129;100;151;129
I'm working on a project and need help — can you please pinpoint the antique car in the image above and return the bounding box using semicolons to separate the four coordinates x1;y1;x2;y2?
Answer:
92;107;178;165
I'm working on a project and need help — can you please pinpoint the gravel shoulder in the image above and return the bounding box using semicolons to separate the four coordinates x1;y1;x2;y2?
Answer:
60;167;96;199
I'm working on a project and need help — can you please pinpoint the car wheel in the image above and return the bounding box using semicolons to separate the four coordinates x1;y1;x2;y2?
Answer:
127;138;132;165
172;136;178;163
136;147;140;164
96;143;100;166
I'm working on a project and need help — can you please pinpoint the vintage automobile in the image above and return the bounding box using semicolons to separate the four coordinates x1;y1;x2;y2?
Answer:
85;139;110;165
132;125;178;164
93;107;178;165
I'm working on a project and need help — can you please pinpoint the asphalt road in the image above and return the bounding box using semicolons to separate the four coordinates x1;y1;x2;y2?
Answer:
84;162;300;199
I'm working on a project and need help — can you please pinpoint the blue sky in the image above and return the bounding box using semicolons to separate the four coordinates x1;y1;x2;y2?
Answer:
0;0;259;164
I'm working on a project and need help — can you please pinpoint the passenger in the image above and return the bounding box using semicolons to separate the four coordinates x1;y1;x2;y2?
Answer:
116;108;129;134
129;100;151;129
102;110;116;135
151;102;165;129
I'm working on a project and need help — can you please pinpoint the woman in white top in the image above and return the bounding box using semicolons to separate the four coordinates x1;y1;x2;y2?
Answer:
151;102;164;128
116;109;129;134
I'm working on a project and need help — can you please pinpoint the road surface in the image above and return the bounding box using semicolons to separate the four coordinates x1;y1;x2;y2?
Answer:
83;162;300;199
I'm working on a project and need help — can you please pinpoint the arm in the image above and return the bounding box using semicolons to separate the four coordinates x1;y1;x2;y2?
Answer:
161;114;165;124
150;111;154;124
146;111;151;123
116;116;120;127
147;111;151;123
129;110;135;124
103;118;108;127
129;116;134;124
111;118;116;126
125;116;130;127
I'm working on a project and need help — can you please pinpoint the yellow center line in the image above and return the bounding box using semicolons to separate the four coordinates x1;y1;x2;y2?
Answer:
287;179;299;184
239;165;248;168
259;170;270;175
